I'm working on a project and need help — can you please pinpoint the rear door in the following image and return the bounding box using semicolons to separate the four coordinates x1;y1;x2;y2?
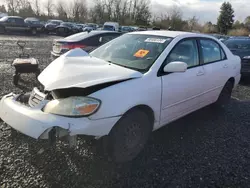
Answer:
198;38;229;106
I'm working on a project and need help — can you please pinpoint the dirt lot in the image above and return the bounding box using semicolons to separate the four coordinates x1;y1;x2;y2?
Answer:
0;34;250;188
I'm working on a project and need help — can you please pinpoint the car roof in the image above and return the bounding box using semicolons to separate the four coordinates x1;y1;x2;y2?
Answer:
49;20;63;22
129;30;214;39
60;31;122;42
7;16;23;19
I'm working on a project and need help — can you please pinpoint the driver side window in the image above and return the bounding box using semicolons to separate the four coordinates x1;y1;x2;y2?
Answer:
166;39;199;68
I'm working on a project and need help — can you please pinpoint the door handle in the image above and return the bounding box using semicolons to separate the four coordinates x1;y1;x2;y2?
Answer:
223;64;228;68
197;71;204;76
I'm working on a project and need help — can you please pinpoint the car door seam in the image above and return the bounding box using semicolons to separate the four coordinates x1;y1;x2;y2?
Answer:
162;85;224;110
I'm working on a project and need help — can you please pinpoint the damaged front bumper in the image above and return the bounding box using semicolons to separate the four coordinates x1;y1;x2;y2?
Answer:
0;91;120;143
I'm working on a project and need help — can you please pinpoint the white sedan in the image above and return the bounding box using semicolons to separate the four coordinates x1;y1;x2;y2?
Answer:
0;31;241;163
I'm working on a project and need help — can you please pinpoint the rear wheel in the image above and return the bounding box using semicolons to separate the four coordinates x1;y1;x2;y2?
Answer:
108;109;153;163
214;80;233;108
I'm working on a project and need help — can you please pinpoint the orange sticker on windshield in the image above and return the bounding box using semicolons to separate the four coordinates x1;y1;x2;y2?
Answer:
134;49;149;58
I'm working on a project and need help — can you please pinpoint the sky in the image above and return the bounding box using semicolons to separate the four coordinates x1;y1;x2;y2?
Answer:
151;0;249;24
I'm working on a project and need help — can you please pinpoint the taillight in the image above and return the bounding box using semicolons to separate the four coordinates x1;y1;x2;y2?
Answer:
61;44;86;50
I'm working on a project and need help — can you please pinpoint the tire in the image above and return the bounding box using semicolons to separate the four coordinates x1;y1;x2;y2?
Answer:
0;26;5;34
108;109;153;163
31;28;37;35
214;80;233;108
13;74;19;85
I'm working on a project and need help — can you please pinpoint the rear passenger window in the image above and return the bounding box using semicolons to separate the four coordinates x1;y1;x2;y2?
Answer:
200;39;226;64
100;34;120;44
8;18;16;23
83;36;99;46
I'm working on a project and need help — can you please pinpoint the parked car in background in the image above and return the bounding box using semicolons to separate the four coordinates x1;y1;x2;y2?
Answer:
24;17;45;32
55;22;81;36
44;20;63;34
51;30;122;58
130;26;138;31
0;31;241;163
121;26;134;33
103;22;119;31
85;23;98;30
224;38;250;76
75;24;85;31
137;26;147;31
208;34;229;42
0;16;41;35
83;26;94;32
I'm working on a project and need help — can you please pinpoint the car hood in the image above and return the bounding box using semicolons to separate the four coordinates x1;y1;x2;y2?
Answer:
229;48;250;59
38;48;143;91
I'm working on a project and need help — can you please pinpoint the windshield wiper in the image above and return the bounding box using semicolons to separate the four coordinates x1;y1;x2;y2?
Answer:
107;61;144;72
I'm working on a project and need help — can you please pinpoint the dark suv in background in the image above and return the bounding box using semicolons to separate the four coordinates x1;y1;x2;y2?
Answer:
0;16;42;35
224;38;250;76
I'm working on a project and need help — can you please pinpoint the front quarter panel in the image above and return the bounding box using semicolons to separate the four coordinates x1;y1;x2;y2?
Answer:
88;74;162;126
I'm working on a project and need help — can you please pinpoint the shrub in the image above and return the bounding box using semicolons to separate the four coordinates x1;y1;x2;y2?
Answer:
227;28;249;36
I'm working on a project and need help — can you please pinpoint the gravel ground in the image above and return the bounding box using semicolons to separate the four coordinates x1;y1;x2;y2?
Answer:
0;34;250;188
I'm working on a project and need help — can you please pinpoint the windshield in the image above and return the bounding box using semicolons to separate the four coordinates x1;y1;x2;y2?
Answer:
50;21;61;25
224;40;250;50
90;34;172;72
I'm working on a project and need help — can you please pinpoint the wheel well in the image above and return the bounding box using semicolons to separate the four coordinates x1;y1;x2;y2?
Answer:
125;105;155;125
228;77;235;87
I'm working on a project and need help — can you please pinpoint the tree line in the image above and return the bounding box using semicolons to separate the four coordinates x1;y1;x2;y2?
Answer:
0;0;249;35
0;0;151;26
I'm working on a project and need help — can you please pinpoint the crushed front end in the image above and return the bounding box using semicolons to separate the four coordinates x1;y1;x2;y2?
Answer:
0;87;120;147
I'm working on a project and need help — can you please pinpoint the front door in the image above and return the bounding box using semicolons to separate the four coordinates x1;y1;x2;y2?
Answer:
160;39;205;125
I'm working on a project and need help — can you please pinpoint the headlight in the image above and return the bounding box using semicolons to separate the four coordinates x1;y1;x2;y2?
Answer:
243;56;250;59
43;97;101;117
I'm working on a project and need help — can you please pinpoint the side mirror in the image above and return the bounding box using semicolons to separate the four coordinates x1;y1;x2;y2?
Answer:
163;61;187;73
99;37;103;43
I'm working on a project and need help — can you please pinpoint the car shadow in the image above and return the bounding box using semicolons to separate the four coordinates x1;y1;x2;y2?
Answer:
7;98;250;188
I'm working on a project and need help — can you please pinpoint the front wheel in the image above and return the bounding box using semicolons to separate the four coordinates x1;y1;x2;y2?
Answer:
214;80;233;108
108;109;153;163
